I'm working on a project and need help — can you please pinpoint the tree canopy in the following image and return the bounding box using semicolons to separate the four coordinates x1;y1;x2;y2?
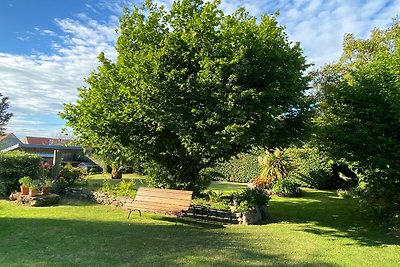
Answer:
62;0;311;191
314;20;400;216
0;93;12;135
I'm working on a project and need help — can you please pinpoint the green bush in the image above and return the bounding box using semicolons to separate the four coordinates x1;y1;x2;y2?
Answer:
192;190;231;211
58;163;84;186
233;187;270;212
99;179;137;197
272;178;302;197
207;148;262;183
285;145;337;189
144;161;211;195
0;152;41;196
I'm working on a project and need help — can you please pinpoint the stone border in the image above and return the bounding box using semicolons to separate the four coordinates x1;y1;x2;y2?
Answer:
65;188;134;207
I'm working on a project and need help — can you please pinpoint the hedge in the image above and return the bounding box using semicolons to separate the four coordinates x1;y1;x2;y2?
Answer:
285;145;337;189
0;152;41;196
208;148;263;183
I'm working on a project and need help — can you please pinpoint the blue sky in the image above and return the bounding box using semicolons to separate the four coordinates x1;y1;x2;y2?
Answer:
0;0;399;139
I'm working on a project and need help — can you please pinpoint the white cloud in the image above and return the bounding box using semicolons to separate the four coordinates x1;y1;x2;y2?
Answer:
0;12;119;137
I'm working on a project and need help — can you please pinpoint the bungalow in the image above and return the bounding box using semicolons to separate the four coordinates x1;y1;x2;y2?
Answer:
1;143;84;166
1;135;84;166
0;132;22;150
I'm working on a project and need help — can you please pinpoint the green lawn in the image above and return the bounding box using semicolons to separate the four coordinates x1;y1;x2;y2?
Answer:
1;187;399;266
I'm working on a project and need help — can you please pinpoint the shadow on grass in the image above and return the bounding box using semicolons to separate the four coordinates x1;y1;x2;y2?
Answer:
269;189;400;247
0;217;337;267
57;197;98;206
159;216;226;229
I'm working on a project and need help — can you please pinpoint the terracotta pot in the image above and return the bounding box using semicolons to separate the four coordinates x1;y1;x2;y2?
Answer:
41;187;49;195
20;186;29;195
29;189;39;197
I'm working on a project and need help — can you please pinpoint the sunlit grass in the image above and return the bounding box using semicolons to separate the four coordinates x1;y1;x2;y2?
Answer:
1;187;399;266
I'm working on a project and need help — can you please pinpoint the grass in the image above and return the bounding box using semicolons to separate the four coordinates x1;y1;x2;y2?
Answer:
83;173;145;191
2;185;399;266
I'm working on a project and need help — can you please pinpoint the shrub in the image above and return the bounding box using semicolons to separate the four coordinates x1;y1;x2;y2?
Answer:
192;190;231;211
58;163;84;186
272;178;302;197
0;152;41;196
336;188;358;199
99;179;136;197
259;148;293;181
39;162;53;179
252;176;273;189
144;161;211;195
207;148;262;183
285;145;337;189
116;180;136;196
233;187;270;212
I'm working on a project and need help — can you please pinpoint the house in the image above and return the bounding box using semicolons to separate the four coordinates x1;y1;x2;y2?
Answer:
0;132;22;150
22;136;71;146
1;135;84;166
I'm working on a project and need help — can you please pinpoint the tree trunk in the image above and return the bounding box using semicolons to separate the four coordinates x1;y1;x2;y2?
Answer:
111;168;122;179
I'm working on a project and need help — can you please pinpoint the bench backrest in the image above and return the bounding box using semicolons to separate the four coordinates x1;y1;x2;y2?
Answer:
134;187;193;212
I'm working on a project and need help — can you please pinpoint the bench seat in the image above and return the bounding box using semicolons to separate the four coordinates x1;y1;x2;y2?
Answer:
124;187;193;221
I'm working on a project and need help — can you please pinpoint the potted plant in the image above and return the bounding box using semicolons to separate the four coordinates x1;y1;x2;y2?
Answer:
41;178;53;195
29;181;40;197
233;187;270;224
19;176;32;195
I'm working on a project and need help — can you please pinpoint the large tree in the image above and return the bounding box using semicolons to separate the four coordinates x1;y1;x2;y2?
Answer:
62;0;310;191
0;93;12;135
314;21;400;216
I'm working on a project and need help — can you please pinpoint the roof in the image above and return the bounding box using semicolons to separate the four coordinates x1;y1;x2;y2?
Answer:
1;143;83;153
0;132;11;142
23;136;72;145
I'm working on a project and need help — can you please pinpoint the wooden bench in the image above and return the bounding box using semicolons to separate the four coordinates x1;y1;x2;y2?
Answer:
124;187;193;223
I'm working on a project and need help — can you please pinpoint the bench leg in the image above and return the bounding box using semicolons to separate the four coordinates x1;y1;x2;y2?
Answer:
138;210;141;216
176;212;183;225
127;210;132;219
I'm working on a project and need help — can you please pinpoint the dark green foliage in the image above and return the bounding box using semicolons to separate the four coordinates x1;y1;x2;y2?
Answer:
285;145;337;189
233;187;270;211
145;161;212;194
62;0;310;192
0;152;41;196
58;163;84;186
207;148;262;183
314;21;400;217
272;178;302;197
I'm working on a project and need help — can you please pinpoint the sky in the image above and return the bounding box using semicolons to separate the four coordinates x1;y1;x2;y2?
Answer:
0;0;399;139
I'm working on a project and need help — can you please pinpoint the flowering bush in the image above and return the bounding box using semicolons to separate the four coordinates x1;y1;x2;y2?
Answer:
252;176;273;189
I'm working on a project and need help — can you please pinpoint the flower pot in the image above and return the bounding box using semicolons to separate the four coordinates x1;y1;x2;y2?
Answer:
20;186;29;195
41;187;49;195
29;189;39;197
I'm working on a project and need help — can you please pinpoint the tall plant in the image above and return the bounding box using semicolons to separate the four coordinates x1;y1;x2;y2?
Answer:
259;148;292;180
